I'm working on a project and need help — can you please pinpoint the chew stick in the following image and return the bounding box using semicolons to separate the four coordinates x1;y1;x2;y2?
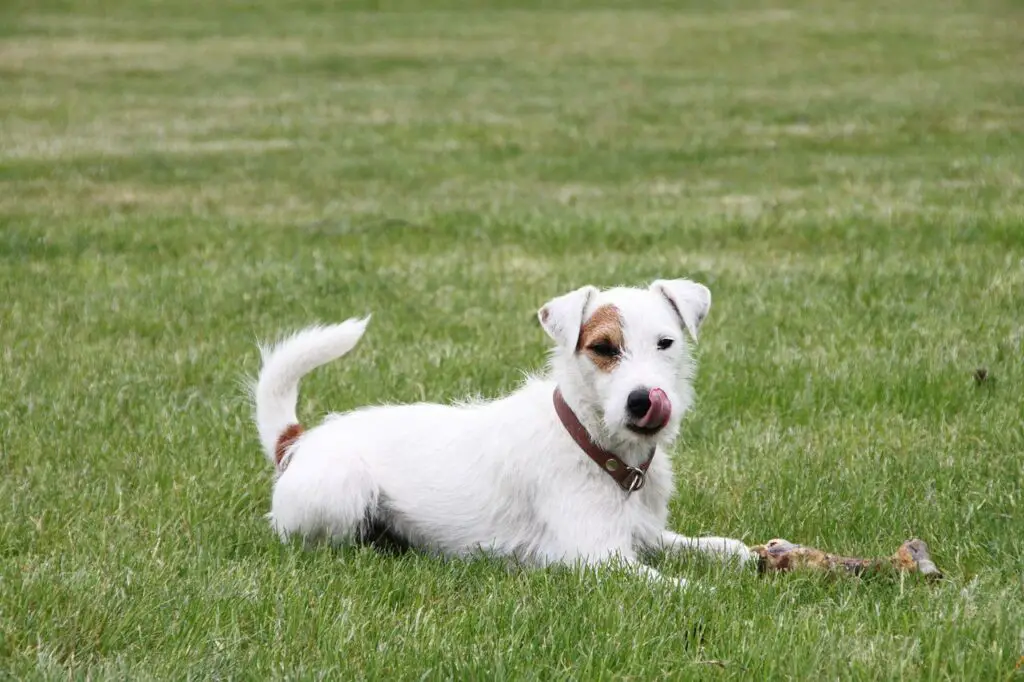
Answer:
751;538;943;580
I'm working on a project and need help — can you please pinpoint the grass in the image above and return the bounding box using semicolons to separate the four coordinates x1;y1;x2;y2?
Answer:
2;0;1023;678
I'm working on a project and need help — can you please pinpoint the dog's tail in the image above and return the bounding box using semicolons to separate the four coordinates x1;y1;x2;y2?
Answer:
254;316;371;467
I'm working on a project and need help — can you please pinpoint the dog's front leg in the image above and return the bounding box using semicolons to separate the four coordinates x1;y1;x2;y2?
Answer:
618;554;691;590
657;530;756;566
585;552;690;591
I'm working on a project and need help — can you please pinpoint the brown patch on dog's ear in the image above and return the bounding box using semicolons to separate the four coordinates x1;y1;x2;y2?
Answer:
578;304;625;372
275;423;305;467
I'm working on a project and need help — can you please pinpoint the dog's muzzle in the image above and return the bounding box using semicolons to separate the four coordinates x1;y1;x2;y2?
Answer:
626;387;672;434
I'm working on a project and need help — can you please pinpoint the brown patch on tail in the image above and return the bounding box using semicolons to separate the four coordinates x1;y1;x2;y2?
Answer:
274;423;305;468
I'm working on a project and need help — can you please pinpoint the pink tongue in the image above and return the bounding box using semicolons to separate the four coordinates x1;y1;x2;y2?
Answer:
636;388;671;429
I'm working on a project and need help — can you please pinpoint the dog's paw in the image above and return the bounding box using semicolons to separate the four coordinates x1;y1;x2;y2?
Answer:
664;576;712;594
711;538;757;566
677;578;719;596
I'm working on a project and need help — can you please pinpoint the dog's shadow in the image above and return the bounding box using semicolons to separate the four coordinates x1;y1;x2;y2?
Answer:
356;520;413;556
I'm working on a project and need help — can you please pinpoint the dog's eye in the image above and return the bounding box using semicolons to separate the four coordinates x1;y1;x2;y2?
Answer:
588;341;620;358
657;338;674;351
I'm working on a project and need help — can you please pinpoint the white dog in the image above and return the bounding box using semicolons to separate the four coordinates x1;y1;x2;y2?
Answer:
253;279;753;588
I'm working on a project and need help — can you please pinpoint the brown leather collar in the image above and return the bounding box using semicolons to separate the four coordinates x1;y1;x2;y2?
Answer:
552;388;655;494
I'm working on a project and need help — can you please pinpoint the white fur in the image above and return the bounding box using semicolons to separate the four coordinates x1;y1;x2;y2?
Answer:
252;280;753;589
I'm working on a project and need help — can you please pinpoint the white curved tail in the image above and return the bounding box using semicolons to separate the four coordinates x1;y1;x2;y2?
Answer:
254;316;370;464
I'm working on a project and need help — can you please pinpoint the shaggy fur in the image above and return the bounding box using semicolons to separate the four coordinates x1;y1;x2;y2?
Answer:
252;279;753;589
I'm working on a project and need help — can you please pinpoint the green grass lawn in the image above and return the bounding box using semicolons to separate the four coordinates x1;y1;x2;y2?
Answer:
2;0;1023;678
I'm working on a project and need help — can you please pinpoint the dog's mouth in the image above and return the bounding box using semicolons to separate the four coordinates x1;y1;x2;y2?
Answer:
626;388;672;435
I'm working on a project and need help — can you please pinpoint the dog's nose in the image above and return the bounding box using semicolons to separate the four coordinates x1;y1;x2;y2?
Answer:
626;389;652;419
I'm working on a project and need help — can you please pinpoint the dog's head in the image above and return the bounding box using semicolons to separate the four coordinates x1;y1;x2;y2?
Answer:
538;279;710;451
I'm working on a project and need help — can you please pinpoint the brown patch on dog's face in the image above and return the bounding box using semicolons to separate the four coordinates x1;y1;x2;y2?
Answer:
577;304;625;372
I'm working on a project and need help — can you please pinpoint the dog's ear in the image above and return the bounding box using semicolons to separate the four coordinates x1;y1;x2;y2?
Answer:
651;279;711;342
538;285;599;349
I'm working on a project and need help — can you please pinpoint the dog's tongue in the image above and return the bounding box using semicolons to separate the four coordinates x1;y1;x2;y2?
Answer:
636;388;671;429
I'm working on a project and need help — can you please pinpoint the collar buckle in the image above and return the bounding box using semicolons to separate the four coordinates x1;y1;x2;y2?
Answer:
621;466;646;493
